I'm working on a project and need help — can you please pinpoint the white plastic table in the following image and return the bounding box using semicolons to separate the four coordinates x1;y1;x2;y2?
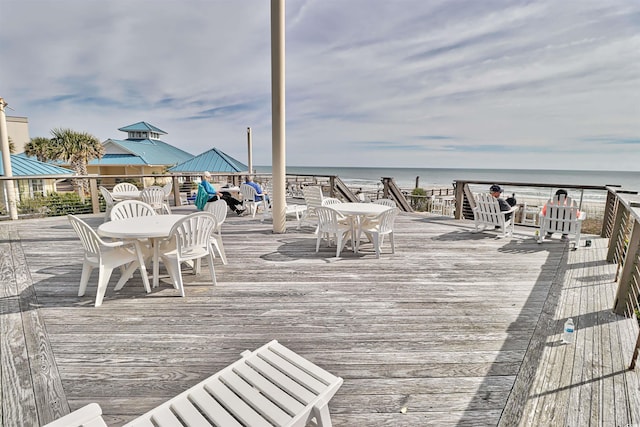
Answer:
98;214;185;288
329;203;392;252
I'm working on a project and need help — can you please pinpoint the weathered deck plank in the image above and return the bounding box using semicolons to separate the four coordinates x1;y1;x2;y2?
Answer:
1;208;639;426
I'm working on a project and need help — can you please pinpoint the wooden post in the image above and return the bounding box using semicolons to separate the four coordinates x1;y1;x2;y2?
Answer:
606;200;625;263
89;177;100;214
613;219;640;315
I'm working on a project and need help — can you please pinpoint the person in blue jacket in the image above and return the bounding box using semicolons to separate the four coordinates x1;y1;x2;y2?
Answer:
202;171;245;215
245;176;270;203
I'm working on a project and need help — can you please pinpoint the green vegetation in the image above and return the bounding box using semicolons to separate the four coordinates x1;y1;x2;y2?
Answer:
17;192;92;217
410;187;428;211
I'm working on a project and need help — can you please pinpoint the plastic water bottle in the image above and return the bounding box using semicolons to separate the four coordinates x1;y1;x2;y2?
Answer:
562;318;575;344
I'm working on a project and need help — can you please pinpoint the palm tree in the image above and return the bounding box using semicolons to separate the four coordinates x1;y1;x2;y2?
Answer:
24;136;53;161
49;128;105;194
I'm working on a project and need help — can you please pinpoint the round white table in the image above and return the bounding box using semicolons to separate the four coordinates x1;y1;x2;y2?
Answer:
98;214;185;288
329;203;392;252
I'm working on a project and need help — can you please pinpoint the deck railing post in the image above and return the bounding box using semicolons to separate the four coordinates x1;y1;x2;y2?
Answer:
453;181;466;219
613;219;640;315
89;176;100;214
602;189;617;238
606;200;626;263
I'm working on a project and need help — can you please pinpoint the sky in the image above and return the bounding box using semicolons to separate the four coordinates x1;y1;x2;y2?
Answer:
1;0;639;171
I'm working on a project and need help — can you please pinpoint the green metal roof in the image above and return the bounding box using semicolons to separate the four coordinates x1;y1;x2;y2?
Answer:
169;148;247;173
90;138;194;167
117;121;167;134
2;154;74;176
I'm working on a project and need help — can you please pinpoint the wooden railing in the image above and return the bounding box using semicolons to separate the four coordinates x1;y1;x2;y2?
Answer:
604;191;640;369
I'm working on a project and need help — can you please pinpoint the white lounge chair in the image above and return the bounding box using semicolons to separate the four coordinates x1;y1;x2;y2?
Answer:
48;341;343;427
123;340;343;427
472;192;518;238
42;402;107;427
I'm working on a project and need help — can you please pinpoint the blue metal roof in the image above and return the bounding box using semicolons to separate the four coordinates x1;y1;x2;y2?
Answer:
169;148;247;173
0;154;74;176
118;121;167;134
90;138;194;167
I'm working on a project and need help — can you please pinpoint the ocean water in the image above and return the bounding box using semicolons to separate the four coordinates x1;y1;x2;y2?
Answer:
255;166;640;204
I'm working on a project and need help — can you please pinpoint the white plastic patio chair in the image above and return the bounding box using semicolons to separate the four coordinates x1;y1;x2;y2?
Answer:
373;198;396;208
298;185;324;230
240;183;268;218
68;214;148;307
110;200;157;221
113;182;138;193
359;207;399;258
99;186;115;223
321;197;341;206
204;198;229;264
162;180;173;206
315;206;352;257
158;212;218;297
141;186;171;214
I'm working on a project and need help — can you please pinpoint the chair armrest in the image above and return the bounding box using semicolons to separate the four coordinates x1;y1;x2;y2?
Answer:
503;205;518;215
578;211;587;220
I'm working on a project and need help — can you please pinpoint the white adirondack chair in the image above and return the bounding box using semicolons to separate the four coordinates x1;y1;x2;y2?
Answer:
472;193;518;238
113;182;138;192
538;195;586;246
68;215;148;307
158;212;218;297
315;206;352;257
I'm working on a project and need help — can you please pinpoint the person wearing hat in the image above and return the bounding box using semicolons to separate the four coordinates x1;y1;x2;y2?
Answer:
489;184;514;221
202;171;245;215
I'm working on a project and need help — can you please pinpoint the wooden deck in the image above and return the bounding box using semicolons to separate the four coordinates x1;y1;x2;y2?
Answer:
1;206;639;426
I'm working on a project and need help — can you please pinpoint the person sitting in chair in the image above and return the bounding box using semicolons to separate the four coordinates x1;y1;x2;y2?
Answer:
202;171;245;215
245;176;270;203
541;189;580;241
489;184;515;221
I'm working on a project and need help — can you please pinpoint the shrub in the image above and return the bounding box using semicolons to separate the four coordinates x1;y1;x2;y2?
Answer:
411;187;428;211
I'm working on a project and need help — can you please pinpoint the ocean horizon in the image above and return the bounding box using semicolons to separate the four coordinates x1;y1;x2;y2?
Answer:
255;166;640;193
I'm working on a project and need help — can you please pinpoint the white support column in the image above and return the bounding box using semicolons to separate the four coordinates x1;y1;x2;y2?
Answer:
0;98;18;220
271;0;286;234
